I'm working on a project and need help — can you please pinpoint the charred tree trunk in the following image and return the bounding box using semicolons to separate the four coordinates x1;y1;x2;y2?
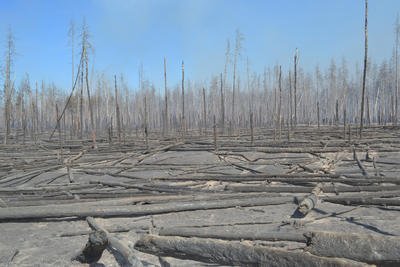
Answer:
114;75;121;143
359;0;368;138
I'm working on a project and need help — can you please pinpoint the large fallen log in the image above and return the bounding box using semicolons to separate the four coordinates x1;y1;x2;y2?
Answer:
159;227;306;242
226;184;400;194
0;196;295;222
150;174;400;185
86;217;144;267
305;231;400;266
322;196;400;206
293;184;322;218
134;235;370;266
72;230;108;264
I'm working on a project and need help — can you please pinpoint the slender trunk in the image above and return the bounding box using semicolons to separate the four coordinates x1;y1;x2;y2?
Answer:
232;60;236;131
250;112;254;145
220;73;225;132
164;57;168;134
343;107;347;140
273;78;277;141
360;0;368;138
335;99;339;126
202;88;207;135
181;61;185;135
289;71;293;128
366;94;371;126
84;47;96;148
294;49;298;126
278;66;282;140
35;82;39;141
56;104;63;160
213;115;217;151
317;101;320;129
79;74;83;139
114;75;121;142
396;15;399;125
144;96;149;149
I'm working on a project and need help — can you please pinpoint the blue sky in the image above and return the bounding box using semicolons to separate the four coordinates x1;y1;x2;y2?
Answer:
0;0;399;91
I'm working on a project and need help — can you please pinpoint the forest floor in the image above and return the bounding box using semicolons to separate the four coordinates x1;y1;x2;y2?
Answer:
0;125;399;266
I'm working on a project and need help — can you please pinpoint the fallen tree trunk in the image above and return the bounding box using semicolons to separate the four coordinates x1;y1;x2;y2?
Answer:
159;227;306;242
353;148;369;176
0;196;295;222
305;231;400;266
226;184;400;194
86;217;144;267
134;235;370;266
72;230;108;264
322;196;400;206
150;174;400;185
293;184;322;217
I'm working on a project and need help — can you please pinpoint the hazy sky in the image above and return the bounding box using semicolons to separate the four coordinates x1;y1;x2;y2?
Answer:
1;0;400;91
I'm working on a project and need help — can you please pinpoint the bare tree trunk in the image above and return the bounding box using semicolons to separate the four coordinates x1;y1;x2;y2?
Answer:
366;95;371;126
213;115;217;151
144;96;149;150
250;112;254;145
220;73;225;133
317;101;320;129
294;48;298;126
202;87;207;135
395;14;399;125
360;0;368;139
289;71;293;128
3;30;14;144
278;66;282;140
56;104;63;160
114;75;121;143
273;76;277;141
335;99;339;126
343;107;347;140
164;57;168;135
232;67;236;133
84;47;96;148
181;61;186;136
35;82;39;141
79;68;83;139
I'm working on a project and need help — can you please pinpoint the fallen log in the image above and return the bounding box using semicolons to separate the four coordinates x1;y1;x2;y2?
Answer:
353;148;369;176
150;174;400;185
305;231;400;266
72;230;108;264
322;196;400;206
86;217;144;267
226;184;400;194
159;227;307;242
0;196;296;222
134;235;370;266
293;184;322;218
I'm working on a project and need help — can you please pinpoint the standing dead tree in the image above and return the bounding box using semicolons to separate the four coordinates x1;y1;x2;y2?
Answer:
294;48;299;127
220;73;225;133
202;88;207;135
181;61;186;137
3;28;15;144
164;57;168;134
68;20;75;99
278;66;282;140
231;30;243;132
81;21;96;148
114;75;121;143
394;14;399;125
360;0;368;139
222;40;230;132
